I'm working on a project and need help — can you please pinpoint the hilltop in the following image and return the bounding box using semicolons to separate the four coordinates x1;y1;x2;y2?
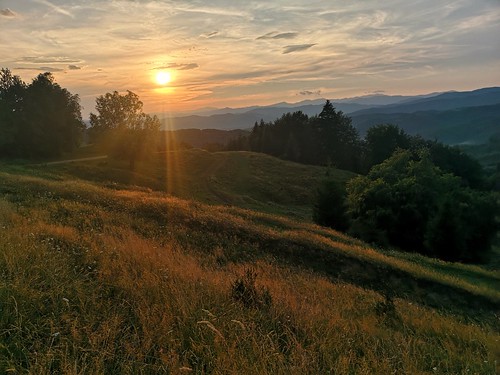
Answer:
0;151;499;374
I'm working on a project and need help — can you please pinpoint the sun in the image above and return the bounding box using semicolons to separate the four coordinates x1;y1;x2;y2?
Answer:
155;71;172;85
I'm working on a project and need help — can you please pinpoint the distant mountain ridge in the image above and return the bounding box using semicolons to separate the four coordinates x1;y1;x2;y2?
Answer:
351;103;500;145
160;87;500;145
352;87;500;115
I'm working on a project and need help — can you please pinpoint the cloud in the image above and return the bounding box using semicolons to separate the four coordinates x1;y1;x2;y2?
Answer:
173;6;247;18
39;66;64;72
257;32;298;40
15;66;65;72
155;63;199;71
201;31;218;38
0;8;16;17
282;44;316;54
32;0;74;18
2;0;498;117
299;90;321;96
19;56;82;64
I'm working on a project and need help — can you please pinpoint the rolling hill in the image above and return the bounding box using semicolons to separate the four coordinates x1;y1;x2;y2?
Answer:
0;151;499;373
34;149;354;220
351;103;500;144
351;87;500;115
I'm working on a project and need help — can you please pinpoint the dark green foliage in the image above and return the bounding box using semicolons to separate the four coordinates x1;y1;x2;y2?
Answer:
229;102;363;172
364;124;412;167
246;112;317;164
0;69;84;158
230;269;272;309
313;100;363;171
363;123;486;188
347;150;498;262
313;177;349;231
425;190;499;262
426;141;485;189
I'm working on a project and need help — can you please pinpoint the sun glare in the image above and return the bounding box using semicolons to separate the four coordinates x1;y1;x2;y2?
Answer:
156;71;172;85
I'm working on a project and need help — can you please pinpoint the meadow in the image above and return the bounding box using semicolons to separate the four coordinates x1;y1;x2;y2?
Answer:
0;150;499;374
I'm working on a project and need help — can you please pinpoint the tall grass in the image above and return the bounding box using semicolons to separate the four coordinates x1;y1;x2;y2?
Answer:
0;167;499;374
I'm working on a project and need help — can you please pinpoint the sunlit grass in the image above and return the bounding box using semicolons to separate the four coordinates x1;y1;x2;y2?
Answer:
1;161;499;374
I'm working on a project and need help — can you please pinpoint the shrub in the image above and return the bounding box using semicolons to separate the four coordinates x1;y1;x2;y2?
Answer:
313;178;349;232
346;150;499;262
230;269;272;309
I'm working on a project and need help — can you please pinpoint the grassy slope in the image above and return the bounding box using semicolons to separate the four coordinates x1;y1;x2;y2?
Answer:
1;152;499;374
31;149;354;220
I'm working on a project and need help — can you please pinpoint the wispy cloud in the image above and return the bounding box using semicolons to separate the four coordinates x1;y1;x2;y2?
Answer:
33;0;74;18
16;66;65;72
0;8;16;17
19;56;82;64
257;32;298;40
283;44;316;54
154;63;199;71
299;90;322;96
201;31;219;38
1;0;498;116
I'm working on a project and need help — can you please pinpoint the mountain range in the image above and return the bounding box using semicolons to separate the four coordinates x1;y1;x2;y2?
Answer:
160;87;500;145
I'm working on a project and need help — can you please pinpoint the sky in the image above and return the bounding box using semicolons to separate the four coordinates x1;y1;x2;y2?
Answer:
1;0;499;118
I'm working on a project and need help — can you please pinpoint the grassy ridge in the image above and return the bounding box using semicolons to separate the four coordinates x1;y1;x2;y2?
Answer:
1;158;499;374
31;149;354;221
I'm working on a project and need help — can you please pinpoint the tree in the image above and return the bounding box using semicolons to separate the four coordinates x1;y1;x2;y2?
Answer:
425;141;485;189
425;189;498;262
362;123;486;188
0;69;84;158
0;69;26;155
88;90;160;168
23;73;84;157
346;149;498;261
313;177;349;231
89;91;152;135
312;100;362;171
364;124;411;168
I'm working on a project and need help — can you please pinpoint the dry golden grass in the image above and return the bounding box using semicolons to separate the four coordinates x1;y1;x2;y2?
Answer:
0;168;499;374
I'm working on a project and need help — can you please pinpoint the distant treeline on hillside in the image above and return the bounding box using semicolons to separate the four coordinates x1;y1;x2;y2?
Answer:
227;101;488;189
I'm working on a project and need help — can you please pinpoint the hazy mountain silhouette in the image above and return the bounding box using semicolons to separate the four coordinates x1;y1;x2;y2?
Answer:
159;87;500;145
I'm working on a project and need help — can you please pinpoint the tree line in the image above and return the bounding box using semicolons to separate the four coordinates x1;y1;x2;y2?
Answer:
227;100;497;262
0;69;161;165
228;101;363;172
228;101;486;189
315;150;498;263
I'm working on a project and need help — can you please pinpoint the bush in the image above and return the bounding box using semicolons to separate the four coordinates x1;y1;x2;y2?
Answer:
313;178;349;231
346;150;498;262
230;269;272;309
425;190;498;262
